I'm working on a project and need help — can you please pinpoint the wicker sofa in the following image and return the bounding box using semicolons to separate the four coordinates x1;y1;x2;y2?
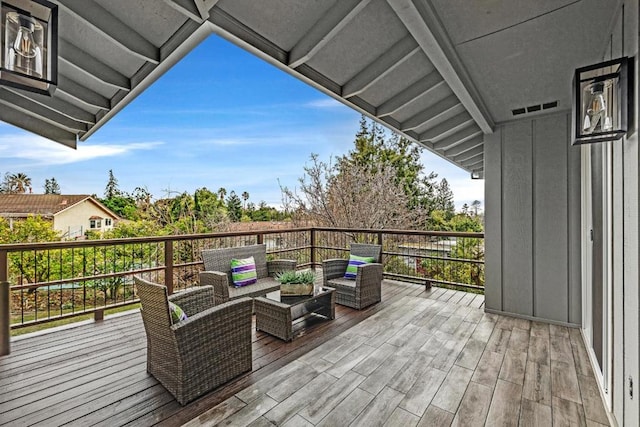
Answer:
134;276;253;405
199;244;296;305
322;243;383;310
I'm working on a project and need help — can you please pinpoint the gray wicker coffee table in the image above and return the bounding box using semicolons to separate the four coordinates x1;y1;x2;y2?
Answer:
254;287;335;341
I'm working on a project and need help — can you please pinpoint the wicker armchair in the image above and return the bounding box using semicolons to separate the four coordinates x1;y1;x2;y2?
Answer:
322;243;383;309
199;244;296;305
134;276;253;405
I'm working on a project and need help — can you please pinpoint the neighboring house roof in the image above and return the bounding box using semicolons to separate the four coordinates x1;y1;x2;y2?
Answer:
0;194;120;220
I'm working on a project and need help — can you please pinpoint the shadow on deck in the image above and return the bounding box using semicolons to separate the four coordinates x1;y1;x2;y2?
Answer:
0;281;608;426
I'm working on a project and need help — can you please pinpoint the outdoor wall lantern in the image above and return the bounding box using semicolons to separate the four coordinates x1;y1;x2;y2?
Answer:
470;171;483;180
573;57;633;145
0;0;57;95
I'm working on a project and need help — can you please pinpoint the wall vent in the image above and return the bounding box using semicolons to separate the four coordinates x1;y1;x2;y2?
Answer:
512;100;558;116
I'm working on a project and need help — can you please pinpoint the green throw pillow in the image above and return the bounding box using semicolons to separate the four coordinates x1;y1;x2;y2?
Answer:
169;301;187;324
231;256;258;287
344;254;375;280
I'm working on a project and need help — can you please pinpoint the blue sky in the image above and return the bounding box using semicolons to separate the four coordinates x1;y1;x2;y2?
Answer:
0;35;483;210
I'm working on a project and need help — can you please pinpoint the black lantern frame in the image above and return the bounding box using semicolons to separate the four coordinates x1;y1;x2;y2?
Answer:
0;0;57;95
572;57;633;145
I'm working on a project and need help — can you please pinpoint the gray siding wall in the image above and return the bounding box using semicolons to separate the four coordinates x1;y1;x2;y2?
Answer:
485;112;581;325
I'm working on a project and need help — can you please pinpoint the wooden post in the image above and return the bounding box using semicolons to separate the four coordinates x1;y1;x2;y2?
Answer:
310;228;316;270
0;249;9;355
94;309;104;322
0;281;9;356
164;240;174;295
257;233;264;245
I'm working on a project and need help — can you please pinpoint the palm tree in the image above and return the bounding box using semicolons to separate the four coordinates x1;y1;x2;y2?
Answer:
241;191;249;209
471;200;482;216
217;187;227;202
9;173;31;194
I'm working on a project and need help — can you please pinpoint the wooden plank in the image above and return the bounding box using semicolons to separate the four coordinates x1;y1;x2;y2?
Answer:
455;338;486;370
316;387;375;427
550;360;582;404
471;350;504;389
351;386;405;426
498;349;527;385
430;365;474;413
522;361;552;406
417;405;454;426
400;367;448;416
552;396;586;426
297;370;365;424
577;374;610;425
485;379;522;426
182;396;246;427
450;381;492;426
384;407;420;426
214;394;277;426
519;398;552;427
263;372;335;425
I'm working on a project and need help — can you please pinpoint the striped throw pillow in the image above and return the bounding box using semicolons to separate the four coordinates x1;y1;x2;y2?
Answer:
344;254;375;280
231;256;258;287
169;302;187;324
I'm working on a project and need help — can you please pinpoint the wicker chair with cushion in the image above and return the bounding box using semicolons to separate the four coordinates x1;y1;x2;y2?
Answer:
322;243;383;309
134;276;253;405
199;244;296;305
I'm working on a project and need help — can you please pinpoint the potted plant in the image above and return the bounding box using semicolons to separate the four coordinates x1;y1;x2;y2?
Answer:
275;270;316;296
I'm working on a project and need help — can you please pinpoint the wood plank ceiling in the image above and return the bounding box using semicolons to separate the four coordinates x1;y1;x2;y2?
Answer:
0;0;616;177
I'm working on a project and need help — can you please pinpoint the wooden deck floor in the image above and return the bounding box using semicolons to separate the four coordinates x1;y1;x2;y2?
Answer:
0;281;608;426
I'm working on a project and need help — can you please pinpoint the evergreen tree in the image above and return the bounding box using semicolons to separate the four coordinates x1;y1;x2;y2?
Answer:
104;170;121;199
44;177;61;194
226;191;242;222
434;178;455;217
338;115;438;215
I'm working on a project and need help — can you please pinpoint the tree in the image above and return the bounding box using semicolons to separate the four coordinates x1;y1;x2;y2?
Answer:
44;177;61;194
338;116;439;217
471;200;482;216
434;178;455;218
3;172;32;194
217;187;227;202
241;191;249;209
281;154;420;229
104;170;121;199
226;191;242;222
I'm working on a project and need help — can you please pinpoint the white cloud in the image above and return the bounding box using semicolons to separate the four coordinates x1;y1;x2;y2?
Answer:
0;133;163;165
305;98;345;109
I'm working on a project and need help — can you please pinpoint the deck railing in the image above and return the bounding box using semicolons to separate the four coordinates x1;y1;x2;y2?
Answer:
0;227;483;354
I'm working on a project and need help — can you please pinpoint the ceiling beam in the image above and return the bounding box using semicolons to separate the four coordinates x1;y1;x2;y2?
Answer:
432;124;482;151
288;0;371;68
165;0;204;22
58;0;159;64
6;89;96;124
342;35;419;98
459;152;483;168
465;158;484;170
57;76;110;110
59;39;130;91
0;102;77;148
400;94;459;132
452;143;483;162
418;112;473;142
0;89;87;133
443;135;483;157
376;71;444;117
387;0;493;133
